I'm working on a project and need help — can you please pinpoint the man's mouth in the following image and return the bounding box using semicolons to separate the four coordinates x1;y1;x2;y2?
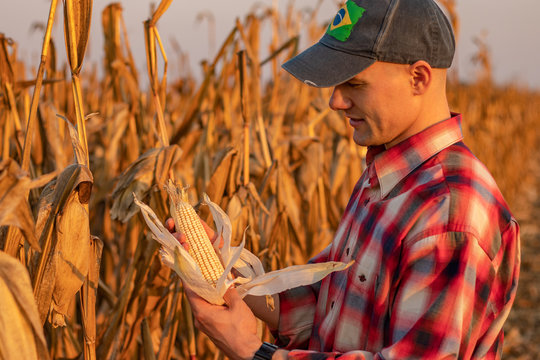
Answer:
348;118;365;127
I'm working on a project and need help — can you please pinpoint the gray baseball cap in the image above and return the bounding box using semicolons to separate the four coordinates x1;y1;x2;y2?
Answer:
282;0;455;88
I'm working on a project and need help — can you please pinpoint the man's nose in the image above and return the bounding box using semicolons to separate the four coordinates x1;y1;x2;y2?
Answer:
329;85;352;111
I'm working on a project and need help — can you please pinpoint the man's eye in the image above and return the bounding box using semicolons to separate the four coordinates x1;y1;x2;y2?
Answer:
348;82;365;88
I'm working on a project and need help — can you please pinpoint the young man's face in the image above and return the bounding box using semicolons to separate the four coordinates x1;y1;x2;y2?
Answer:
329;61;421;148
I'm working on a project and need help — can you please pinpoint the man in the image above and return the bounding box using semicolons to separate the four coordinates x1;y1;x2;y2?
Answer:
179;0;521;359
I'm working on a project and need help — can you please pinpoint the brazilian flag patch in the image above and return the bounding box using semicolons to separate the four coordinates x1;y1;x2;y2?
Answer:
326;1;366;42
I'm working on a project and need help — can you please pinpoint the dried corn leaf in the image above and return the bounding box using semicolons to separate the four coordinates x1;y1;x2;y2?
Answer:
58;114;86;165
111;145;182;222
276;163;304;248
205;146;237;205
330;138;351;196
149;0;173;25
143;20;158;91
247;182;270;215
16;78;63;92
0;34;14;87
0;251;50;360
63;0;93;74
295;138;323;202
0;158;40;251
103;104;133;177
141;318;157;360
39;103;70;171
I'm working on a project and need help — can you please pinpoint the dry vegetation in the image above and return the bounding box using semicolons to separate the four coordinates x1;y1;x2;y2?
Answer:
0;1;539;359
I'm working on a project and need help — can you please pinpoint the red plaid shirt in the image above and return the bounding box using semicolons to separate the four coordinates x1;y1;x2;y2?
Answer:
275;114;520;359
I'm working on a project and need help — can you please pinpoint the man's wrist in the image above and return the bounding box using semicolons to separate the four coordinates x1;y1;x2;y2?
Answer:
272;349;289;359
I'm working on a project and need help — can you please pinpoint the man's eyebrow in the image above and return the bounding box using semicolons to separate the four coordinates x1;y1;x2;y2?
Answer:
347;79;368;85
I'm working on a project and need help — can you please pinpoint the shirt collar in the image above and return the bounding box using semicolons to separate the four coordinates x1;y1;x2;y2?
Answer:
366;113;463;198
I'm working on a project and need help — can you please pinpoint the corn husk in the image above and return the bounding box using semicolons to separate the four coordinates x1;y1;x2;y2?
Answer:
63;0;93;76
0;251;50;360
80;235;103;360
33;163;93;326
134;185;353;306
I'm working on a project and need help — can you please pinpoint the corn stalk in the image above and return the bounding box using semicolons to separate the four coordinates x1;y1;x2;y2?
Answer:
237;50;250;186
144;0;172;147
62;1;94;359
21;0;59;172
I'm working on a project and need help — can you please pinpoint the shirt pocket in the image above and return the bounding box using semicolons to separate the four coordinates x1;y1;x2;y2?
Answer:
333;261;380;351
348;257;380;296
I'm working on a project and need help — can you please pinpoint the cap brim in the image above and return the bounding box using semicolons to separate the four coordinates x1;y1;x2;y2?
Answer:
281;42;376;88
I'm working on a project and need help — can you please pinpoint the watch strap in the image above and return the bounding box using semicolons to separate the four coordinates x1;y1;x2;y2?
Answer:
253;342;279;360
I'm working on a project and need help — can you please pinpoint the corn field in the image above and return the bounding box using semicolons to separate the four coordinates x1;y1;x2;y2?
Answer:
1;1;539;359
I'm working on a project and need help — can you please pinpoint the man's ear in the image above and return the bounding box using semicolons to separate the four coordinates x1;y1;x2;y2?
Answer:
408;60;432;95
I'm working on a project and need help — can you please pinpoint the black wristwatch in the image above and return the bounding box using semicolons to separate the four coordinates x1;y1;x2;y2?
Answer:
252;342;279;360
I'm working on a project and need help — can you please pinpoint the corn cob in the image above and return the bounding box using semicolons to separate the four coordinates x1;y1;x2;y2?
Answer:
165;180;224;287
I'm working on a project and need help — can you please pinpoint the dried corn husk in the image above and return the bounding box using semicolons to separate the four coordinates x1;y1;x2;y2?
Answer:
51;183;91;327
0;251;50;360
63;0;93;76
80;235;103;359
33;163;93;326
134;184;353;305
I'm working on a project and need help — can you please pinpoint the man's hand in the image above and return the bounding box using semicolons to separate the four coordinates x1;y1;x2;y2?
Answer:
185;287;262;360
167;217;286;358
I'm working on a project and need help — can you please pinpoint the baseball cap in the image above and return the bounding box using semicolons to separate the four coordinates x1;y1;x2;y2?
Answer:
282;0;455;88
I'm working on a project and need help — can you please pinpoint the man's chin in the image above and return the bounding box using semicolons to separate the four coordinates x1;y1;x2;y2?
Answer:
352;132;373;147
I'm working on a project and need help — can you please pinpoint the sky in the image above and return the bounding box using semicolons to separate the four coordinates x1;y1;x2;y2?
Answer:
2;0;540;90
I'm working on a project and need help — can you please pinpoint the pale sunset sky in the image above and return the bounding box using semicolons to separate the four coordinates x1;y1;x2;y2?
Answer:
2;0;539;89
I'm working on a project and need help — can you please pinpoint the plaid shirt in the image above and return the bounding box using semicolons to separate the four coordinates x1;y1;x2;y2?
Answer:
275;114;520;359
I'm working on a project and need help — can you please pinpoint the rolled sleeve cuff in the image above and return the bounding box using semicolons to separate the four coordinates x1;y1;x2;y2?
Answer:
273;285;318;350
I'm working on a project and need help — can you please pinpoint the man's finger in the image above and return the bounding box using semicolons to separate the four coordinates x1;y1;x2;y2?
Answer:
201;220;224;249
222;287;242;309
165;218;175;232
201;220;216;240
184;287;205;314
173;232;189;251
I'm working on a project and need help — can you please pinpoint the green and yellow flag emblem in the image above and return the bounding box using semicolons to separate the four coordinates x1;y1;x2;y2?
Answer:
326;1;366;42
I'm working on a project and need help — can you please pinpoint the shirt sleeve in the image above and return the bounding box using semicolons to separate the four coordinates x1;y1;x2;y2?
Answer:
274;245;331;349
280;224;520;359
